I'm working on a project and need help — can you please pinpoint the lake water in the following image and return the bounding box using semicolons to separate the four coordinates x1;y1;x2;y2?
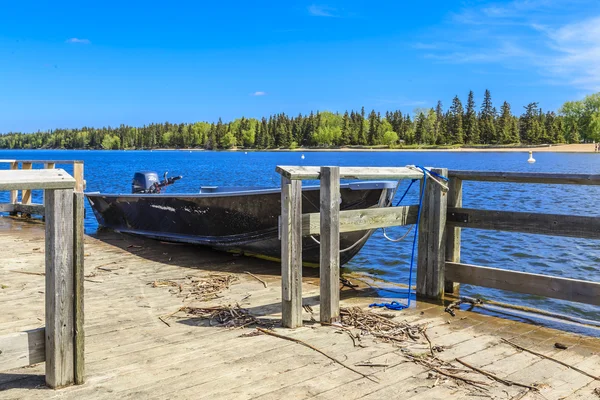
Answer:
1;149;599;322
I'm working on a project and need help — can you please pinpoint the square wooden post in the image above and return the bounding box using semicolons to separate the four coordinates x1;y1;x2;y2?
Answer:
416;168;448;299
281;177;303;328
445;177;462;294
9;162;18;216
45;188;75;388
319;166;341;324
73;192;85;384
73;162;84;192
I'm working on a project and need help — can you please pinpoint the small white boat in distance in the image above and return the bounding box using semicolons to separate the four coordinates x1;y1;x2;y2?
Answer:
528;151;536;163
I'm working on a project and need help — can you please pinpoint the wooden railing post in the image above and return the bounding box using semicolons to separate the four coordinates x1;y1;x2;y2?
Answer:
320;167;341;323
73;162;84;192
21;162;33;209
9;161;18;216
417;168;448;299
281;176;303;328
45;188;75;388
73;192;85;384
445;177;462;294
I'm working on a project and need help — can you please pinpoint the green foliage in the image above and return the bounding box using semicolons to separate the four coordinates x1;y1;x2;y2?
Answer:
4;90;598;149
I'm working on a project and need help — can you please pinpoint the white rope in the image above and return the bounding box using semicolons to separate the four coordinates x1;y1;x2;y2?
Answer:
406;165;449;193
381;225;414;243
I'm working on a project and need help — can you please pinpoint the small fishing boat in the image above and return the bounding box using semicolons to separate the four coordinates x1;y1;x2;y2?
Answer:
86;171;397;266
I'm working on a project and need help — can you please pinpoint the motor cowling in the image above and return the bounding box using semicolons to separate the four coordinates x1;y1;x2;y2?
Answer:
132;171;159;193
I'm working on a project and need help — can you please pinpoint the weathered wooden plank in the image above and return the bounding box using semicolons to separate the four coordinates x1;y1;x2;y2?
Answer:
445;262;600;306
0;203;15;213
73;192;85;384
276;166;424;180
0;328;45;371
445;177;462;294
0;169;76;191
320;166;340;324
281;177;303;328
21;162;33;208
302;205;419;235
0;159;83;165
73;162;84;192
45;188;75;388
9;162;18;214
416;168;448;299
449;170;600;185
447;208;600;240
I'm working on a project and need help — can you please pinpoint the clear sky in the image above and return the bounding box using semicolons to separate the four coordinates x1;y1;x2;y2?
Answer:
1;0;599;132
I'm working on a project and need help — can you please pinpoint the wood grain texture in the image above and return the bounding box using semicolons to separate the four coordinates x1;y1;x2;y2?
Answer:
416;168;448;299
276;165;423;180
0;169;76;191
447;207;600;240
444;177;462;294
446;262;600;306
45;189;75;388
449;170;600;185
319;167;340;324
73;162;84;192
0;328;45;371
302;205;418;235
281;178;303;328
73;192;85;384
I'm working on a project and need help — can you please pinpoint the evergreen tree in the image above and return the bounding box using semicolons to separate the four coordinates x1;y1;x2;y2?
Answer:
480;89;496;143
497;101;513;144
464;91;480;144
519;102;543;144
448;96;464;144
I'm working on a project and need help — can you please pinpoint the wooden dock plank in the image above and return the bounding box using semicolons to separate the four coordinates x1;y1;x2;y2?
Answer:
0;218;599;400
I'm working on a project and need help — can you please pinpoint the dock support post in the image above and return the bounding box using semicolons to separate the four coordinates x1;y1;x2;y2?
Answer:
73;192;85;384
21;162;33;217
281;177;303;328
417;168;448;299
320;166;340;324
9;161;18;216
45;188;75;388
445;177;462;294
73;162;84;192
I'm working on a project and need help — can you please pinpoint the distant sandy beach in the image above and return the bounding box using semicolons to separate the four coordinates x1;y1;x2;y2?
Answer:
154;143;598;153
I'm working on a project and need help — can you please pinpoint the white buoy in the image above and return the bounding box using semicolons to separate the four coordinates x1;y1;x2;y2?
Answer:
301;154;305;160
527;151;536;163
245;151;248;155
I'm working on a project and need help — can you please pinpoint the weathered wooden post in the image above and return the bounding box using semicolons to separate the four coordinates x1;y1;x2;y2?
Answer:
416;168;448;299
445;176;462;294
281;176;303;328
73;161;84;192
9;161;18;216
73;191;85;384
319;166;340;324
21;162;33;212
45;186;75;388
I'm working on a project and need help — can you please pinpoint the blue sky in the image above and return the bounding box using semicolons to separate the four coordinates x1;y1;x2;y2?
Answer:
1;0;599;132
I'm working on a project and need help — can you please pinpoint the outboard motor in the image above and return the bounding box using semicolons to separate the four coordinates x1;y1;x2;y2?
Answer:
132;171;182;194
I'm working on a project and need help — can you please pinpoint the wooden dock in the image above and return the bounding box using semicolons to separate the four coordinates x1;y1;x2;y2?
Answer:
1;218;599;400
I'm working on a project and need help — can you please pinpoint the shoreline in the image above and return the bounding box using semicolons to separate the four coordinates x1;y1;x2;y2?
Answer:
2;143;597;153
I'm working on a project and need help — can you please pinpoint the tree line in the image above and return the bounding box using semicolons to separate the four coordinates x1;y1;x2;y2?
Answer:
1;90;599;150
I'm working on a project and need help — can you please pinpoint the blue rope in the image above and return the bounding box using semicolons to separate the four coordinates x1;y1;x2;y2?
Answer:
394;179;417;207
370;166;433;311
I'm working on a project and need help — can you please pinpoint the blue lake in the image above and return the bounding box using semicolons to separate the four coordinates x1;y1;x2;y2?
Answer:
1;149;599;322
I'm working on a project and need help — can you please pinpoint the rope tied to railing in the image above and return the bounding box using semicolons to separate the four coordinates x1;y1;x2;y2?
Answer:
371;166;448;310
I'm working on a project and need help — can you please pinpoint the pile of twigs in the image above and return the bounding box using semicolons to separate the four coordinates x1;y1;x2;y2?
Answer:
150;274;238;301
340;306;426;345
179;304;275;329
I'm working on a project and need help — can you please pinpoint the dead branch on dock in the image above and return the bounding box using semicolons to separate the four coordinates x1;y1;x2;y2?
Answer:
445;298;483;317
243;271;267;288
501;338;600;381
11;270;45;276
179;304;275;329
149;274;239;301
256;328;378;383
455;358;538;390
339;306;426;345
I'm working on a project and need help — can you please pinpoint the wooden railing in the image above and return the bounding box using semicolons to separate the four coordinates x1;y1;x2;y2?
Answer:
276;166;600;329
0;160;84;217
0;168;85;388
444;170;600;307
276;165;440;328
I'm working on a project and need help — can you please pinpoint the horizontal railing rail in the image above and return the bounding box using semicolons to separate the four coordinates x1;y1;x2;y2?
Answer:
0;159;84;218
444;170;600;308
